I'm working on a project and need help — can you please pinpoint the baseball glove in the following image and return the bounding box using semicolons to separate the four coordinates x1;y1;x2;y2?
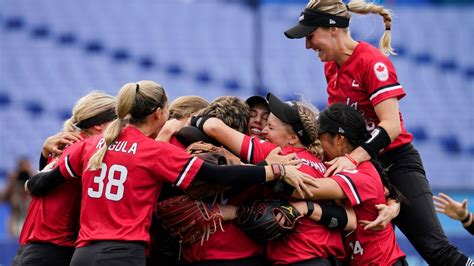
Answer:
185;141;241;200
237;200;303;243
155;195;224;245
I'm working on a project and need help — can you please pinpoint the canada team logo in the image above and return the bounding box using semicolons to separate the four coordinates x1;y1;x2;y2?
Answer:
374;62;389;81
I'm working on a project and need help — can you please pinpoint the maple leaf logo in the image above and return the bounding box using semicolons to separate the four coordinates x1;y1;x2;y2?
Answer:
373;62;389;81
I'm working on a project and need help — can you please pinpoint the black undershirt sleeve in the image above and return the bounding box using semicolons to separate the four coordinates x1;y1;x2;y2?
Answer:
465;220;474;235
27;167;66;196
39;153;48;170
194;161;266;188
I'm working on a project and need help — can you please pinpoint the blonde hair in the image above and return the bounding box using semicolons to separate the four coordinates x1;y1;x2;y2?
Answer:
88;80;167;170
169;96;209;120
306;0;395;56
296;102;324;160
63;91;116;134
198;96;250;133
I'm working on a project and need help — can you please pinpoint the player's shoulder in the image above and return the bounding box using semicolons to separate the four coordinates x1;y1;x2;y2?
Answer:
355;42;391;64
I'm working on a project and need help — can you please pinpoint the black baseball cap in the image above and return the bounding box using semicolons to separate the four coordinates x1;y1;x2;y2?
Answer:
317;104;361;141
284;8;350;39
245;95;268;108
266;93;312;146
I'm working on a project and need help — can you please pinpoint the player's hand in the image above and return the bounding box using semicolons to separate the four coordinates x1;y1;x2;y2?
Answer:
265;147;299;166
156;119;187;141
359;202;399;230
42;132;83;157
324;156;356;177
433;193;469;221
282;165;319;198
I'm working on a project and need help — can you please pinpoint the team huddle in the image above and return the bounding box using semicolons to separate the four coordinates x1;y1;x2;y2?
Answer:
12;0;472;266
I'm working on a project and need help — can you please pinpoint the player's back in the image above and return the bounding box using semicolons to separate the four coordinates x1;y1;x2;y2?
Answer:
74;126;194;247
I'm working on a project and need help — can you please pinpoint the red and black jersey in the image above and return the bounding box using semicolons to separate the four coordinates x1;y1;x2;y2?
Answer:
325;41;412;152
330;162;405;265
171;135;263;262
240;136;345;264
19;135;89;247
57;126;203;247
19;179;81;247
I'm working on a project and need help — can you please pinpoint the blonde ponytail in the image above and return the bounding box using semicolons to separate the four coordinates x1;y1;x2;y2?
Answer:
63;118;77;133
87;81;167;170
347;0;395;55
87;83;137;170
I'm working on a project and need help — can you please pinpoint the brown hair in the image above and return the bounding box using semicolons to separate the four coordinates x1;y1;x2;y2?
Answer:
197;96;250;133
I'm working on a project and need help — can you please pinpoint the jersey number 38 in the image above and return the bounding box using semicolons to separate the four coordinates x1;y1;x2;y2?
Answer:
88;163;128;201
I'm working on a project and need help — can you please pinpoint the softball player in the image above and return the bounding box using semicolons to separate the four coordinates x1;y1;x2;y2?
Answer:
245;95;269;139
284;0;470;265
26;81;317;266
193;93;351;265
292;103;406;265
16;91;116;266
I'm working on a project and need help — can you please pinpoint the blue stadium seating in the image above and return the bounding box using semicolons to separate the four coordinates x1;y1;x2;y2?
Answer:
0;1;473;264
0;0;472;188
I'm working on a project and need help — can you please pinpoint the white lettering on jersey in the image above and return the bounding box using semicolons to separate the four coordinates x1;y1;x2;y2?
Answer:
351;80;360;87
374;62;389;81
300;158;326;174
96;138;105;149
346;98;358;110
128;143;137;154
96;139;138;154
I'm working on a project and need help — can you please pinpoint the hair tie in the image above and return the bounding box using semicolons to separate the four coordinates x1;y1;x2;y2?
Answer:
135;83;140;93
346;4;350;12
385;25;391;31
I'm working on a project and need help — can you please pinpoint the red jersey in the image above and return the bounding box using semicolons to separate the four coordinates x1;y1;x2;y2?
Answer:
240;136;345;264
330;162;405;265
57;126;203;247
175;136;262;262
182;222;263;262
19;179;81;247
325;41;412;151
19;136;86;247
169;135;186;150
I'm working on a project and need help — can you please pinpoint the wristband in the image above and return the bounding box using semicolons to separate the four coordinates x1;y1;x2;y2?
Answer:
361;126;391;158
190;115;212;130
271;164;281;180
461;212;471;224
344;153;359;167
280;165;286;180
306;201;314;217
319;203;348;229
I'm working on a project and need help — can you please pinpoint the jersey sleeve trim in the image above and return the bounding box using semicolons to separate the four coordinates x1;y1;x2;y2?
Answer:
175;157;198;187
64;155;79;178
335;173;361;205
369;83;402;101
244;137;255;163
